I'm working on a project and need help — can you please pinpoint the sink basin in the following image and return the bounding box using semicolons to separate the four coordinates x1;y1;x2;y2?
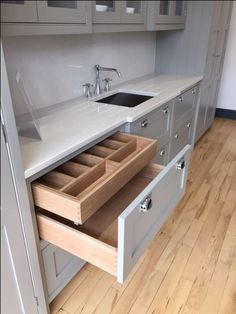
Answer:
95;92;154;108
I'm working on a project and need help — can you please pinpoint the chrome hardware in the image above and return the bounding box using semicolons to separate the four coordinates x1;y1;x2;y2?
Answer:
174;133;179;139
159;149;165;156
140;194;152;213
94;64;121;96
192;89;196;94
176;159;186;171
178;96;183;102
83;83;94;98
103;78;112;92
141;119;148;128
187;122;191;128
163;106;169;115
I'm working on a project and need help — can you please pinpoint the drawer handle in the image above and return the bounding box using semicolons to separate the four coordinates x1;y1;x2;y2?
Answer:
162;106;169;115
140;195;152;213
178;96;183;102
176;159;186;171
174;133;179;139
159;149;165;156
141;119;148;128
187;122;191;128
192;89;196;95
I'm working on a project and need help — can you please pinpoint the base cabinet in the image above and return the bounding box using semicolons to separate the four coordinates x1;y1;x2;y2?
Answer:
42;244;84;302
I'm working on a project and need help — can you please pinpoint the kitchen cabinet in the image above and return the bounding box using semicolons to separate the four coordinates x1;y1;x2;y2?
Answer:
36;1;89;24
33;132;191;283
1;129;38;314
195;1;232;142
147;0;187;31
92;0;147;32
1;0;92;36
1;0;38;23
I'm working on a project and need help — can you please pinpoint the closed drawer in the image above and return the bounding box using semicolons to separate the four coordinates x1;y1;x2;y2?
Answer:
36;145;191;283
170;118;193;161
152;141;170;166
126;101;173;143
32;132;156;225
172;86;196;132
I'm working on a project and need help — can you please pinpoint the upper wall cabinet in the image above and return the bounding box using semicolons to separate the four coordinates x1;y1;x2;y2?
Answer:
1;0;92;36
92;0;147;32
147;0;187;30
36;1;88;24
1;0;38;23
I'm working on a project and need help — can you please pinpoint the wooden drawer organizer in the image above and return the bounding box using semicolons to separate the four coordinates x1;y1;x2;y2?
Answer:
32;133;157;224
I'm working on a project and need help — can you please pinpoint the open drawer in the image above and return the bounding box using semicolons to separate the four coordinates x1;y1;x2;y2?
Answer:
36;145;191;283
32;133;157;225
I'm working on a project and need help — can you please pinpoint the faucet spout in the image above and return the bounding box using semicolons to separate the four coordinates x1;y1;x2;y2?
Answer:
94;64;121;95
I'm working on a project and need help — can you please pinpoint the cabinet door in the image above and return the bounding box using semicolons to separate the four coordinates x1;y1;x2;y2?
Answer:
155;0;176;24
1;0;38;23
172;1;187;24
36;0;88;24
93;0;121;23
120;1;146;24
1;130;38;314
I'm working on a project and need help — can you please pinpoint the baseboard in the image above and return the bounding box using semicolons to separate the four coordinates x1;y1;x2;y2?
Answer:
215;108;236;120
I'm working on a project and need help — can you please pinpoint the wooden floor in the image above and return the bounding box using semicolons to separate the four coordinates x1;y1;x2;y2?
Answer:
51;118;236;314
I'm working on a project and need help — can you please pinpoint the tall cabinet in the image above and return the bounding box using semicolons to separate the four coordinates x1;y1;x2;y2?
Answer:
155;1;232;143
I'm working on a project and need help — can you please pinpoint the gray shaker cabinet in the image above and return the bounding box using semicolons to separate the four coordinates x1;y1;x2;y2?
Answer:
1;129;38;314
36;1;89;24
1;0;38;23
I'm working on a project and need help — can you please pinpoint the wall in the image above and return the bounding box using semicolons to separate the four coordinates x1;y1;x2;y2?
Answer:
217;2;236;110
2;32;156;120
155;1;213;75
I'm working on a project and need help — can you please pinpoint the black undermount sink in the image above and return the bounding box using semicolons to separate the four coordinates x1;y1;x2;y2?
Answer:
95;92;154;108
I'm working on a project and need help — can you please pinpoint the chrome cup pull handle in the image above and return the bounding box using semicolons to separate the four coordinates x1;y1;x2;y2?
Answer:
140;194;152;213
141;119;148;128
176;159;186;171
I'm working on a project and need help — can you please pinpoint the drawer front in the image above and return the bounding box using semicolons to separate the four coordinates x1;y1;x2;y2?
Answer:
127;101;173;143
42;244;84;302
152;141;170;166
169;117;193;161
117;145;191;282
172;87;196;131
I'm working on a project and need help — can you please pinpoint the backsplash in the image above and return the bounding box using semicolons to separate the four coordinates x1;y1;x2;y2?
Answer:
3;32;156;119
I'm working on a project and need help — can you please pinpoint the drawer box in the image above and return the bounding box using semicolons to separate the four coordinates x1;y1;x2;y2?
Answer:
36;145;191;283
32;133;157;225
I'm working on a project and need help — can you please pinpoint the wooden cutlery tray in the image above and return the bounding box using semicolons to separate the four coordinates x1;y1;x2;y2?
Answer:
32;132;157;224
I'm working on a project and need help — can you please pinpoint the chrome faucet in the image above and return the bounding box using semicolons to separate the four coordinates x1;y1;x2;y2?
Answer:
94;64;121;96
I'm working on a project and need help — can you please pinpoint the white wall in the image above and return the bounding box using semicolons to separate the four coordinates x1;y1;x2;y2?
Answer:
217;2;236;110
2;32;156;119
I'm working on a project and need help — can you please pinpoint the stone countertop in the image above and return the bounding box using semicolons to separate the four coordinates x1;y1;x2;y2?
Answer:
19;73;202;179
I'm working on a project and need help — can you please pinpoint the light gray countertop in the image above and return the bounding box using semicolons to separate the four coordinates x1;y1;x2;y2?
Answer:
19;73;202;179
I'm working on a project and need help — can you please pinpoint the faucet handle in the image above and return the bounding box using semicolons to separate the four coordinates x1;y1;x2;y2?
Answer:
83;83;94;98
103;78;112;92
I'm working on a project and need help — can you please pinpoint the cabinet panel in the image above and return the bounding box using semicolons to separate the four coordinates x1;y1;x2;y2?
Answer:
1;0;38;23
37;0;88;24
42;244;84;302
